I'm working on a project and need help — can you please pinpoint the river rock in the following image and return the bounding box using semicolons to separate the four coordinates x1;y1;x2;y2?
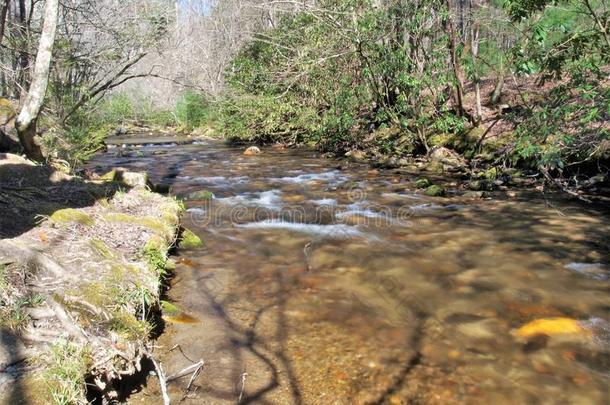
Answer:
424;185;446;197
345;150;366;162
243;146;261;156
429;146;467;170
103;168;149;188
463;191;486;199
185;190;214;200
415;178;431;188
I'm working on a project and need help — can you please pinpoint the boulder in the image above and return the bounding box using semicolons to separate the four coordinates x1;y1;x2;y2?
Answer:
463;191;486;199
101;168;149;188
429;146;467;170
345;149;366;162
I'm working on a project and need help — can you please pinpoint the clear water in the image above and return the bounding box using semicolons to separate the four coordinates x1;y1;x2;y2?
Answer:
89;141;610;404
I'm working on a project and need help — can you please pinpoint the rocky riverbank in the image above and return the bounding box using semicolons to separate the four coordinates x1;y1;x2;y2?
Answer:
0;153;185;403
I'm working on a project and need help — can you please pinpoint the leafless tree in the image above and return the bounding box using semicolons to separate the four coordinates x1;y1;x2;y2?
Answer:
15;0;58;160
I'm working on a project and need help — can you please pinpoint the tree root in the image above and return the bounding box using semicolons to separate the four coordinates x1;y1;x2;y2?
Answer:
0;240;73;280
44;294;88;342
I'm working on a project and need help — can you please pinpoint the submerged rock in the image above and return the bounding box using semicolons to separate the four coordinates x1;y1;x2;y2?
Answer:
424;184;446;197
515;317;587;338
564;263;609;280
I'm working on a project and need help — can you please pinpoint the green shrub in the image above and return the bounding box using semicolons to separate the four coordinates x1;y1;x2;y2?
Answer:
175;91;210;129
218;94;321;144
97;93;135;124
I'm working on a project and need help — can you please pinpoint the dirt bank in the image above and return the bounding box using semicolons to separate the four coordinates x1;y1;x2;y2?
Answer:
0;153;184;404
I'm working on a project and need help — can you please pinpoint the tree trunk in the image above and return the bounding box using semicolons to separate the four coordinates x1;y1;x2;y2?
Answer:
443;0;470;122
0;0;9;45
15;0;59;161
490;62;505;105
15;0;29;96
470;0;482;123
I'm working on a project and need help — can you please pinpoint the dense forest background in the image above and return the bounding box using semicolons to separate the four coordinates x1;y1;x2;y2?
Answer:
0;0;608;194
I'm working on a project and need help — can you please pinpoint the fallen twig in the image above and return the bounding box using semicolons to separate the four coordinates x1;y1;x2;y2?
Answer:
238;371;248;403
151;356;171;405
540;167;592;203
167;359;204;383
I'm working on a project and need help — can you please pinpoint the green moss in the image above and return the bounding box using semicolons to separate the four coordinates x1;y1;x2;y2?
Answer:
184;190;214;201
50;209;94;226
424;185;446;197
415;178;431;188
428;133;453;147
142;237;168;275
109;310;151;340
103;213;173;239
426;161;445;174
484;167;500;180
165;259;176;271
89;238;116;260
100;169;118;181
179;228;203;249
160;300;180;316
110;263;141;277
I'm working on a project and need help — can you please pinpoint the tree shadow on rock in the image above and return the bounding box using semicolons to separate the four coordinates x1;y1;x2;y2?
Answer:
0;153;128;239
0;328;30;405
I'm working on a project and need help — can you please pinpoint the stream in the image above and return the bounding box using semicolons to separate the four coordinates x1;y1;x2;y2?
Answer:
88;140;610;404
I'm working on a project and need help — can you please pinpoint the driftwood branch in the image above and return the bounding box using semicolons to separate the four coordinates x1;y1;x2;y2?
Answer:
166;359;204;383
151;356;171;405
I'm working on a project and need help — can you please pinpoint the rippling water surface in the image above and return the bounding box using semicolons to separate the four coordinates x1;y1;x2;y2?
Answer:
89;141;610;404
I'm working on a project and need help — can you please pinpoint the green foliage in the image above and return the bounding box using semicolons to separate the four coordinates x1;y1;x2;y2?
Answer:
97;93;135;124
511;79;609;172
219;0;608;184
219;94;321;144
40;340;91;405
175;91;211;129
505;0;609;81
499;0;610;179
220;0;455;153
142;240;168;276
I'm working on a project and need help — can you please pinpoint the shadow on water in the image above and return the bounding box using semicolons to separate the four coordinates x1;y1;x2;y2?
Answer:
192;273;287;403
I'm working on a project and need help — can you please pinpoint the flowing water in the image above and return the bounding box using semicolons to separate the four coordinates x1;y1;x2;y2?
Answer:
88;140;610;404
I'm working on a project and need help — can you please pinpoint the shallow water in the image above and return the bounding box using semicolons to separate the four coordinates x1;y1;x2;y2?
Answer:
89;141;610;404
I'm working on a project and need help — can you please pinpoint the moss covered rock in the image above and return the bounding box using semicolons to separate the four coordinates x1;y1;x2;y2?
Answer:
185;190;214;200
179;228;203;248
424;185;446;197
50;208;94;226
415;178;431;188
